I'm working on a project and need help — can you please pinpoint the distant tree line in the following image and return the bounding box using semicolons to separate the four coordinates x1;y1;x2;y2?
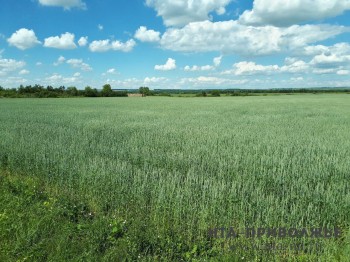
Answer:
1;84;349;98
154;88;350;97
0;84;129;98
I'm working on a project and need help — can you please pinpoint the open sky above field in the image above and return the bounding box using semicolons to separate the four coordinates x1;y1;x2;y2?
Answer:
0;0;350;89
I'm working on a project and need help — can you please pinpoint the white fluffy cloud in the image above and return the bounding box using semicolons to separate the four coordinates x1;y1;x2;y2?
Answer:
180;76;248;88
337;69;350;75
281;58;309;73
104;68;118;75
297;43;350;73
155;58;176;71
89;40;110;52
66;59;92;71
0;58;26;76
45;73;82;85
78;36;88;47
184;55;222;71
38;0;86;10
239;0;350;27
146;0;232;27
104;77;170;89
221;59;316;76
160;20;348;55
213;56;222;67
44;32;77;49
54;55;66;66
310;53;350;68
184;65;214;71
134;26;160;42
222;61;279;76
107;68;116;74
19;69;30;75
1;76;28;86
144;77;168;84
301;43;350;57
89;39;136;52
220;41;350;77
7;28;41;50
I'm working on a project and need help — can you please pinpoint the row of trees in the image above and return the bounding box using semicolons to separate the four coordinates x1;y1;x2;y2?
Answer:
2;85;348;98
0;84;131;98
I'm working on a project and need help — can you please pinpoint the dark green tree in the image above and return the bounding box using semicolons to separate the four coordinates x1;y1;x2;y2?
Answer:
210;90;221;97
139;86;150;97
84;86;98;97
55;86;66;93
67;86;78;96
101;84;113;97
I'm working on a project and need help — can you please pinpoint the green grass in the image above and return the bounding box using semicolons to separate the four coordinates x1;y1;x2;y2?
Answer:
1;95;350;261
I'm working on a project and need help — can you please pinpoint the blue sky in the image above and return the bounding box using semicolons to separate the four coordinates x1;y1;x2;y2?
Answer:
0;0;350;89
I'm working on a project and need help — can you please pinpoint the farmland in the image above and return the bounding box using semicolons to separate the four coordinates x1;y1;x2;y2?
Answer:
0;94;350;261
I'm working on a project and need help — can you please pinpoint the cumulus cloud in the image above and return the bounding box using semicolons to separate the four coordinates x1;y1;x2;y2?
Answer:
313;68;337;74
0;58;26;76
104;77;170;89
292;43;350;74
54;55;66;66
7;28;41;50
239;0;350;27
160;20;348;55
134;26;161;42
66;59;92;71
78;36;88;47
89;40;110;52
337;69;350;75
155;58;176;71
290;77;304;82
301;43;350;57
221;59;320;76
222;61;279;75
185;55;223;72
220;42;350;77
105;78;141;88
219;58;307;76
184;65;214;71
144;77;168;84
38;0;86;10
295;43;350;73
107;68;116;74
281;58;309;73
45;73;82;85
19;69;30;75
180;76;248;88
101;68;118;76
213;56;223;67
44;32;77;49
106;68;118;74
310;53;350;68
89;39;136;52
145;0;232;27
1;76;28;85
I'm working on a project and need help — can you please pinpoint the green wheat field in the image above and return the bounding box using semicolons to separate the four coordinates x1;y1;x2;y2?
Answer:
1;94;350;261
